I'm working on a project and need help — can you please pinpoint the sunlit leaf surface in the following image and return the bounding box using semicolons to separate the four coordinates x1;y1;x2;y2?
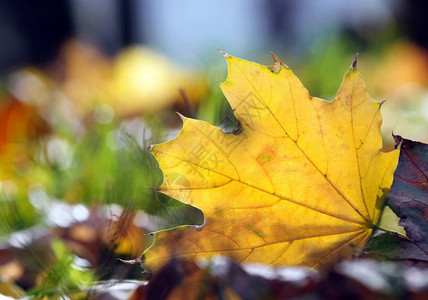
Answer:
144;54;400;270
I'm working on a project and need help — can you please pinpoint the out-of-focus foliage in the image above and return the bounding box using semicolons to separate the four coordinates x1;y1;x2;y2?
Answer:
126;256;428;300
0;40;206;298
28;239;93;299
366;42;428;145
366;42;428;95
57;41;207;118
110;46;206;115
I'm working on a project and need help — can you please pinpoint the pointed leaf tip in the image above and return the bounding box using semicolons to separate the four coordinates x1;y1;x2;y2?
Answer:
176;111;187;121
271;52;281;64
351;53;359;71
145;185;160;192
392;133;403;145
269;52;288;73
379;98;388;108
218;49;230;58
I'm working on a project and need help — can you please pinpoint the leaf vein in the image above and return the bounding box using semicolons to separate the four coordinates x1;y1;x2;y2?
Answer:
234;64;368;222
350;76;371;221
157;149;365;225
148;229;366;264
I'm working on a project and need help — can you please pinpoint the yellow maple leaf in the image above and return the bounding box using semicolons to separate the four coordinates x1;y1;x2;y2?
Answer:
144;53;400;270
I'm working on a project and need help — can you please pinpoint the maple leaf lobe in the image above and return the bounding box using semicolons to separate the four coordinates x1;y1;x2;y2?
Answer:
145;53;400;271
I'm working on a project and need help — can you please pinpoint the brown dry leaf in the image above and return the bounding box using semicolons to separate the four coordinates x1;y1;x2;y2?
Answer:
128;259;240;300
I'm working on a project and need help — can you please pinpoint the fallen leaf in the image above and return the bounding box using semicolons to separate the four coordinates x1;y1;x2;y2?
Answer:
144;53;400;270
363;232;428;267
128;259;237;300
386;136;428;260
130;256;428;300
0;97;49;155
0;97;50;180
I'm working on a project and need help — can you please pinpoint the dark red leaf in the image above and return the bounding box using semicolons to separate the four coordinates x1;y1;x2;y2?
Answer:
386;136;428;261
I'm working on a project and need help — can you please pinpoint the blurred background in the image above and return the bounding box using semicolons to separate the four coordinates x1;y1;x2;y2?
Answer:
0;0;428;298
